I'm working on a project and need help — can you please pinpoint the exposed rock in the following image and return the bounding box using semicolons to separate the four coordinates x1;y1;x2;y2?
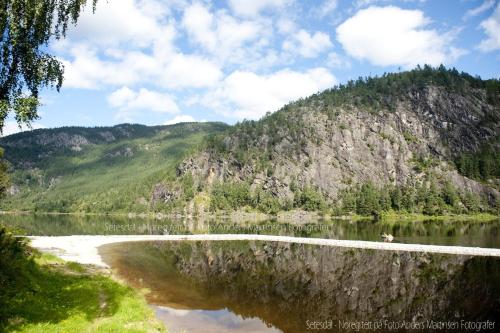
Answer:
7;185;20;195
99;131;116;142
150;183;177;205
178;85;499;202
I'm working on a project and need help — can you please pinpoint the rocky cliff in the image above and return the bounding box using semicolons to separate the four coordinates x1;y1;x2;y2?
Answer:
178;67;500;208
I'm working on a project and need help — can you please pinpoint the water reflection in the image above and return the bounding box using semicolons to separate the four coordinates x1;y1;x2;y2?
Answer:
1;213;500;248
100;241;500;333
153;306;281;333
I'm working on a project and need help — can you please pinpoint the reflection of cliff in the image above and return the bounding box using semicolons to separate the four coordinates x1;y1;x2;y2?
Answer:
101;241;500;333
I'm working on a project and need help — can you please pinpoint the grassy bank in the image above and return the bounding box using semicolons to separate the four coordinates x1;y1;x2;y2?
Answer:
0;229;165;333
378;211;499;223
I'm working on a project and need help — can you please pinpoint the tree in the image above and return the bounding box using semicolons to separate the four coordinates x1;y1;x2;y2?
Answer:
442;181;459;209
355;183;380;216
0;0;97;196
0;148;8;196
423;181;444;215
0;0;97;133
295;187;325;212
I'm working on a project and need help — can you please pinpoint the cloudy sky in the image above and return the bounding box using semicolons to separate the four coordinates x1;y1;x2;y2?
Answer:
4;0;500;135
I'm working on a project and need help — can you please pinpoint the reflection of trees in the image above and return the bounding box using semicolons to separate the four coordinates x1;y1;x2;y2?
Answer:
102;240;500;333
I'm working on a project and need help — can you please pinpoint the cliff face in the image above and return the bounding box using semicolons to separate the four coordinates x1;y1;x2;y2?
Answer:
178;73;500;204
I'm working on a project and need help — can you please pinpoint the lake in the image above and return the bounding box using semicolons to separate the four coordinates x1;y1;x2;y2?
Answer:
1;213;500;248
2;213;500;332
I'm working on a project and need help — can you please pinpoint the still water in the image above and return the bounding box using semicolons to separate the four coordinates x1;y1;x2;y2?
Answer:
2;213;500;332
99;240;500;333
1;213;500;248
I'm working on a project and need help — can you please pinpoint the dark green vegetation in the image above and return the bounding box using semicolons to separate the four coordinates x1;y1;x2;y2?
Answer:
207;180;488;216
0;0;98;132
0;226;165;332
0;147;8;196
455;145;500;182
0;122;227;212
339;181;483;216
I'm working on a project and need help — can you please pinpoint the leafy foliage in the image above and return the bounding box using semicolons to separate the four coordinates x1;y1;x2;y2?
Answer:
0;0;99;132
210;182;252;211
0;147;8;196
339;181;489;216
294;187;326;212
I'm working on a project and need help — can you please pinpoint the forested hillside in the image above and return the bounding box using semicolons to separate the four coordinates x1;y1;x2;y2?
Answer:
178;66;500;215
1;66;499;216
0;122;227;212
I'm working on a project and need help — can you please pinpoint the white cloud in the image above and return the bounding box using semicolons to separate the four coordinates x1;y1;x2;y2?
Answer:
182;3;266;64
67;0;168;47
202;68;336;120
61;45;155;89
326;52;351;69
315;0;338;18
464;0;496;20
61;42;221;90
1;122;45;137
283;29;333;58
228;0;291;17
479;3;500;51
164;114;196;125
182;3;217;50
159;54;223;89
336;6;464;68
276;18;296;34
59;1;225;90
108;87;179;122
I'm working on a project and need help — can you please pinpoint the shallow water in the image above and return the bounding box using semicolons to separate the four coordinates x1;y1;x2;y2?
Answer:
153;306;281;333
2;213;500;248
100;240;500;333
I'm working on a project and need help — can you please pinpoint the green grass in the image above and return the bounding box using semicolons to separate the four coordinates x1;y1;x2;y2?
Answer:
378;211;499;223
3;252;165;333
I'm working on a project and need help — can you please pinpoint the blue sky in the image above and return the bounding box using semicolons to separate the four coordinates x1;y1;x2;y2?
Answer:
3;0;500;135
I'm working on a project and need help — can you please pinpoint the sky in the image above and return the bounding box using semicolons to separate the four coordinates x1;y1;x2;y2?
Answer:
3;0;500;136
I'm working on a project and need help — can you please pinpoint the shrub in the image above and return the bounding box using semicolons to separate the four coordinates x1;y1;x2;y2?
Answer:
210;182;252;211
295;187;326;212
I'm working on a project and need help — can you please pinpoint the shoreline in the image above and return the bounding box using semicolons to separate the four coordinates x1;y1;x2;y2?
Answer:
28;234;500;268
2;210;498;224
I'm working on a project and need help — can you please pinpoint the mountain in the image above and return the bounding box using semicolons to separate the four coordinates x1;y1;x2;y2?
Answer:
1;66;499;216
0;122;228;212
178;66;500;215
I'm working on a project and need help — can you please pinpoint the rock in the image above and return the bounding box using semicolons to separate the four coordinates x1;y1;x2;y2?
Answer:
179;84;499;202
150;183;177;205
7;185;20;195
